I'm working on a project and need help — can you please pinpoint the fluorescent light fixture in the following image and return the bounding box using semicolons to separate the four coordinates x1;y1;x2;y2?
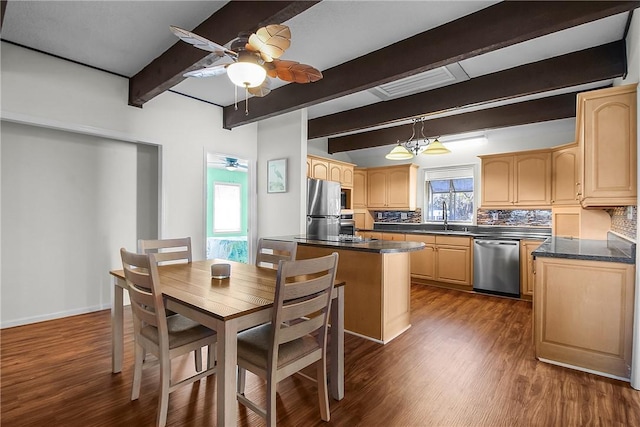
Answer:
441;136;488;150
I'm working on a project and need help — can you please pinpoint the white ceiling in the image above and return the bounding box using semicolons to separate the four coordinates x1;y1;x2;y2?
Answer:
0;1;631;130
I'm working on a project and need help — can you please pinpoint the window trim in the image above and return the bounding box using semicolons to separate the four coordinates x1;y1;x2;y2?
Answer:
423;165;476;225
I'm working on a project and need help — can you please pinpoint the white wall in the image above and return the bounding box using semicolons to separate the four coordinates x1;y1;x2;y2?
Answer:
257;110;308;238
1;42;259;326
1;123;137;325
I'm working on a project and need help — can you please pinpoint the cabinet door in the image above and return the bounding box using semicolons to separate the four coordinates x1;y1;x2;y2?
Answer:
405;234;436;279
581;86;637;206
367;169;388;208
514;152;551;206
353;169;367;208
354;211;366;230
342;165;354;188
552;146;580;204
520;240;542;297
534;257;635;378
552;206;580;238
387;168;411;208
381;232;405;241
329;162;342;183
311;159;329;180
435;245;471;286
306;157;312;177
481;156;514;207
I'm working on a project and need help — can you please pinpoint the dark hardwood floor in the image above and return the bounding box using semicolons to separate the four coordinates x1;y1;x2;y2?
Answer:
2;284;639;426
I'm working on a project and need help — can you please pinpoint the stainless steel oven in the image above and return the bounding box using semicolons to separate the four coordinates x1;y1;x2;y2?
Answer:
339;214;355;236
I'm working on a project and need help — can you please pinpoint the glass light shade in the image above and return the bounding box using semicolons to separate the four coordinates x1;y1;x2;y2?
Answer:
227;61;266;88
421;139;451;155
385;144;414;160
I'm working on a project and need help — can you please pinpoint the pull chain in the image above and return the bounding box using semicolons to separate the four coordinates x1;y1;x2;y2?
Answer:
245;85;249;115
234;84;238;111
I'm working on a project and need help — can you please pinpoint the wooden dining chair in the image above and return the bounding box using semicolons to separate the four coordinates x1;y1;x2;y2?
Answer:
236;252;339;426
255;238;298;269
120;248;217;427
138;237;207;370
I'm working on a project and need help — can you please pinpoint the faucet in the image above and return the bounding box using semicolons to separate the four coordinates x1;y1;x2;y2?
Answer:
442;201;448;230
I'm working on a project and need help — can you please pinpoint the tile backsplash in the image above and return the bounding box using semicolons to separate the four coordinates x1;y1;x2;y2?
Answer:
476;209;552;226
608;206;637;240
372;209;422;223
371;207;637;238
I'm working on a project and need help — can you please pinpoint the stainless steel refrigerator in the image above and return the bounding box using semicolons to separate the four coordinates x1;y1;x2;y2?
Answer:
307;178;341;240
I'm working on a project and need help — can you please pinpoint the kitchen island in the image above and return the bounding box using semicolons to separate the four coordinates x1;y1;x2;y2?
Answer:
264;236;425;343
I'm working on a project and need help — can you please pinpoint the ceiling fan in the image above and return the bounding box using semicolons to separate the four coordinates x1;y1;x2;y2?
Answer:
170;24;323;114
211;157;248;171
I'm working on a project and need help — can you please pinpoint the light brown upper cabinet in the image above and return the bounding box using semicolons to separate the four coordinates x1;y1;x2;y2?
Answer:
309;157;329;180
577;84;637;207
353;169;367;208
480;150;551;208
551;144;581;205
307;155;355;188
366;164;418;210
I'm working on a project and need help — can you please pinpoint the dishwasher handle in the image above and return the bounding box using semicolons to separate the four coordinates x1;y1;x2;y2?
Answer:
474;240;519;246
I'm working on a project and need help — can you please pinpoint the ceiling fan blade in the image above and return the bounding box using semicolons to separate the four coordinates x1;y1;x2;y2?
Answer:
248;79;272;97
270;60;323;83
170;25;237;58
248;24;291;61
183;64;228;78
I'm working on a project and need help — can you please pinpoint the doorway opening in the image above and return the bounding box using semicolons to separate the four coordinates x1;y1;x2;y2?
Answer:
205;154;250;263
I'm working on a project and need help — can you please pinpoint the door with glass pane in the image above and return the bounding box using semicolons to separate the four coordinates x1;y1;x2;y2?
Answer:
206;154;250;263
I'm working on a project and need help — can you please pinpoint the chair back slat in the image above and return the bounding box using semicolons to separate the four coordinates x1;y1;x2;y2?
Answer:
278;315;324;344
283;275;331;300
256;238;297;269
138;237;192;265
282;293;329;321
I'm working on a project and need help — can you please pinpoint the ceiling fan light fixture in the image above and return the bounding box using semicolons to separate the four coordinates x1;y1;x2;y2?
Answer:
227;52;266;88
421;138;451;155
386;144;414;160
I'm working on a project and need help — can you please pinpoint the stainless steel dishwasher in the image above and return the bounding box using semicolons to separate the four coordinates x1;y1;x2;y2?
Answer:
473;238;520;297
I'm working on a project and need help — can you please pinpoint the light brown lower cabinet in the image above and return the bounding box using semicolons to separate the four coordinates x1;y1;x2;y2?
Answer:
534;256;635;379
405;234;472;289
519;240;543;299
381;232;406;241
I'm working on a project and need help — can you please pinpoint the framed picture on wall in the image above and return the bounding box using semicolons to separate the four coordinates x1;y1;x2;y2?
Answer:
267;158;287;193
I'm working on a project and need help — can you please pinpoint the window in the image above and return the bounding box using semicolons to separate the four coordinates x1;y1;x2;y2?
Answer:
213;182;241;232
424;166;475;223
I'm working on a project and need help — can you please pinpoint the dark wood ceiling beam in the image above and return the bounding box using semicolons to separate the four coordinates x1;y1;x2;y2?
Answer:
1;1;8;31
223;1;640;129
327;91;591;153
310;41;625;139
128;1;320;107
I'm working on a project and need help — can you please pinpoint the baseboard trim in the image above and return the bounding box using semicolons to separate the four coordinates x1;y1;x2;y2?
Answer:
1;304;111;329
537;357;630;382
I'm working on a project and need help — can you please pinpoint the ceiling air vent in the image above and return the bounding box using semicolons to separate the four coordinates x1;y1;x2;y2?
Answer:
370;63;469;101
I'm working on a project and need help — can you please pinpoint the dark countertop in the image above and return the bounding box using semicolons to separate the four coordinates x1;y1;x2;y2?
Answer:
532;233;636;264
264;235;426;254
361;224;552;241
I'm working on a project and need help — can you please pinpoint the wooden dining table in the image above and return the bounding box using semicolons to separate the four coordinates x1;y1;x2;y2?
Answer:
109;259;345;426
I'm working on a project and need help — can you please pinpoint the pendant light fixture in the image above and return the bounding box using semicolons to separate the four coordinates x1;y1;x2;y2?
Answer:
385;117;451;160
